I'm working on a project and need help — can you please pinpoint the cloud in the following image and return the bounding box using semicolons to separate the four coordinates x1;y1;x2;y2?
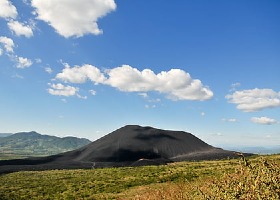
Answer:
145;104;156;109
229;82;241;92
31;0;116;38
251;117;278;125
0;36;14;53
22;0;29;6
201;112;205;116
138;92;161;108
35;58;42;63
148;98;161;103
138;93;148;98
138;93;160;102
55;64;213;101
226;88;280;112
8;20;34;37
16;56;33;68
11;73;24;79
105;65;213;101
48;83;79;97
0;36;33;69
209;132;223;136
1;2;35;38
89;90;96;95
56;63;106;84
77;94;87;99
0;0;18;19
45;67;53;74
222;118;237;122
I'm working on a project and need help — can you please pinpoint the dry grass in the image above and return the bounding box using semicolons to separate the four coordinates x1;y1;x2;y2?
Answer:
119;154;280;200
198;155;280;199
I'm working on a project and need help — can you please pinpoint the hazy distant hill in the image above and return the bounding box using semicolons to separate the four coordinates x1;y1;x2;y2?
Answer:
225;146;280;155
0;133;13;138
0;131;91;158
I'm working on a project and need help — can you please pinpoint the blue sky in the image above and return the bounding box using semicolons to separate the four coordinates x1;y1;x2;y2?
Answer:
0;0;279;147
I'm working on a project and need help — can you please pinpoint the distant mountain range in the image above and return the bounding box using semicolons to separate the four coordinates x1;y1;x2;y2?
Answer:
0;125;251;174
224;146;280;155
0;133;13;137
0;131;91;159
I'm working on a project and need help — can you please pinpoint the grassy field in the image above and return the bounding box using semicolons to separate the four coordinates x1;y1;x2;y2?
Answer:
0;154;279;199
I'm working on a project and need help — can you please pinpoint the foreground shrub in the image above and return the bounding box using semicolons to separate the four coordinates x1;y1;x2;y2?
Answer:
128;156;279;200
198;156;280;199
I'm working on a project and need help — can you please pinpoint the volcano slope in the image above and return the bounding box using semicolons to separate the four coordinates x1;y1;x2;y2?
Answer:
0;125;246;174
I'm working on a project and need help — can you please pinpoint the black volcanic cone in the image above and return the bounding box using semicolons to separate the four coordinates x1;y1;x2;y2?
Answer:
61;125;214;162
0;125;243;174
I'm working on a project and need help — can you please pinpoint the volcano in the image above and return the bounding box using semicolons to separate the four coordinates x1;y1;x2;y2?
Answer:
0;125;245;174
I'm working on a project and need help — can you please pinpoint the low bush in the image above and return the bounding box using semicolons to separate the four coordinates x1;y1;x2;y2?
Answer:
198;155;280;199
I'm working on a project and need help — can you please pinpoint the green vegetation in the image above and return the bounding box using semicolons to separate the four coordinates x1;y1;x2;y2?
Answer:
0;155;279;199
0;131;90;160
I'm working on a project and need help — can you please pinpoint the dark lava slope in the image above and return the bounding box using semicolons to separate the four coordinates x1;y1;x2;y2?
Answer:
0;125;244;174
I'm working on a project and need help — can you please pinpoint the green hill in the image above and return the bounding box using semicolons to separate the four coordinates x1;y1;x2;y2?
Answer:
0;133;13;137
0;131;91;159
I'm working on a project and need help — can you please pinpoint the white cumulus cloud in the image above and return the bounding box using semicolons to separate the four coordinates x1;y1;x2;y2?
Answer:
0;37;33;69
55;64;213;101
251;117;278;125
105;65;213;101
48;83;79;97
56;63;106;84
8;20;34;38
31;0;116;38
0;0;18;19
0;36;14;53
226;88;280;112
16;56;33;68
